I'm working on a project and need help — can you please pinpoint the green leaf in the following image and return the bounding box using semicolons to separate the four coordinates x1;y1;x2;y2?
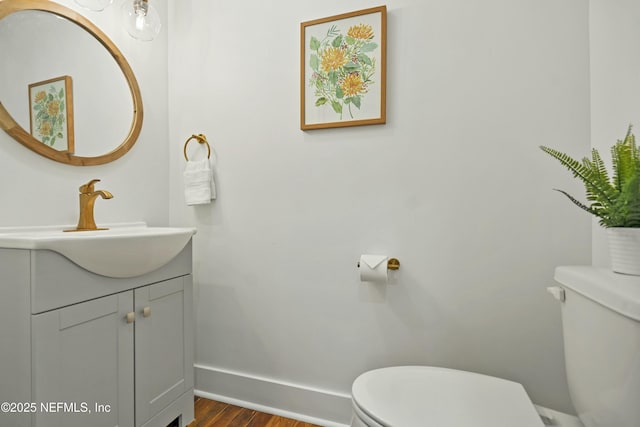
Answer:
326;25;339;38
361;42;378;52
58;88;64;98
540;146;617;200
343;62;359;72
57;133;63;138
345;36;355;45
329;70;337;85
351;96;361;109
34;104;42;111
336;86;344;99
332;35;343;48
331;101;342;114
59;101;65;112
611;126;638;192
540;145;619;225
310;37;320;51
553;189;598;216
310;54;319;72
358;54;372;66
315;97;328;106
48;94;53;101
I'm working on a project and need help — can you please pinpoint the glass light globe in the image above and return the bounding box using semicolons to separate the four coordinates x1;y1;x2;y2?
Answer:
74;0;113;12
121;0;161;41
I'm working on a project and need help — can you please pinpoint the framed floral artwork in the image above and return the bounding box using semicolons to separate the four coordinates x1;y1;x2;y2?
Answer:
28;75;74;153
300;6;387;130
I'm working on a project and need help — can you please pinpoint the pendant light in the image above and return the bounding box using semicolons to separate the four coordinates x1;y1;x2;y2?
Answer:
74;0;113;12
121;0;161;42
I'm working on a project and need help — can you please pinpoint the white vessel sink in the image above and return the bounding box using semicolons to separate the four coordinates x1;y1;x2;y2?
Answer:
0;222;196;278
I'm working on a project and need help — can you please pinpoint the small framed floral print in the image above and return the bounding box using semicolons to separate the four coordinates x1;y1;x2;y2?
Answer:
28;75;74;153
300;6;387;130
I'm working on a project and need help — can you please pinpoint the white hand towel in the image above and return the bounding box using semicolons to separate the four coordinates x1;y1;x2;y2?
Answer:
184;158;216;205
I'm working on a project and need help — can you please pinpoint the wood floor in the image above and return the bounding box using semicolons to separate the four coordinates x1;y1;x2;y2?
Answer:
184;397;321;427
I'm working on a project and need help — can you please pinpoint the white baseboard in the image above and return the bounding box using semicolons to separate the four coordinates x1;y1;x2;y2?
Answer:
194;364;584;427
194;364;352;427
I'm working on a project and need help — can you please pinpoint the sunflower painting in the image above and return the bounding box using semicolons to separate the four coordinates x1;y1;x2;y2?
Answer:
301;6;386;130
28;75;74;153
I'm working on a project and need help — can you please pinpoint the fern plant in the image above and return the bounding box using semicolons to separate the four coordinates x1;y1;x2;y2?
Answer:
540;126;640;228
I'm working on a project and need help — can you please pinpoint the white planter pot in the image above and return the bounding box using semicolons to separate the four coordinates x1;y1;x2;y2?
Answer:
607;228;640;275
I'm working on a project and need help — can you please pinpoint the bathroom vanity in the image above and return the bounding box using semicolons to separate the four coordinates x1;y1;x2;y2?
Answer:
0;224;196;427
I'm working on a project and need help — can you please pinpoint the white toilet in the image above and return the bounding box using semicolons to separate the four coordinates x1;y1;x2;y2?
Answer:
351;266;640;427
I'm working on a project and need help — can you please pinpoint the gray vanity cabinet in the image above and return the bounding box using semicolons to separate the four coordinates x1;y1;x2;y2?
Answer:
135;278;194;427
0;244;195;427
32;291;135;427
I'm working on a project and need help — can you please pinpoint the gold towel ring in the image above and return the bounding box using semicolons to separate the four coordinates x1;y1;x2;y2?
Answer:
183;133;211;161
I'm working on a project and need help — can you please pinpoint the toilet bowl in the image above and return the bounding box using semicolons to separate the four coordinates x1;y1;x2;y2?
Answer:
351;266;640;427
351;366;545;427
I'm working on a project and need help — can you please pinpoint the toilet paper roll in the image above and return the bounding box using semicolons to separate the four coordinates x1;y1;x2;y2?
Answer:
359;254;388;283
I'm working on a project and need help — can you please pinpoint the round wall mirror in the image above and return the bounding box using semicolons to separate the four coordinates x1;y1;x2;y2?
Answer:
0;0;143;166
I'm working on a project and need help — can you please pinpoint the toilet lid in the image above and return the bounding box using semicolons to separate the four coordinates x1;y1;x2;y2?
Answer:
352;366;544;427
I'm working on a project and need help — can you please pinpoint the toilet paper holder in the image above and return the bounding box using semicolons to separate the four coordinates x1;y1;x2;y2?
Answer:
357;258;401;270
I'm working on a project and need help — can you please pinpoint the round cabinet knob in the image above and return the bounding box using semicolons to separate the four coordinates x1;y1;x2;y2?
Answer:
143;306;151;318
126;312;135;324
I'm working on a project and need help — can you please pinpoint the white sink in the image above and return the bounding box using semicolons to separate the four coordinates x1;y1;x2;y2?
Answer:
0;222;196;278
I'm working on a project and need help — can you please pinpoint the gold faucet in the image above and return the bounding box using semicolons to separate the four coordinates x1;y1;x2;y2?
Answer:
66;179;113;232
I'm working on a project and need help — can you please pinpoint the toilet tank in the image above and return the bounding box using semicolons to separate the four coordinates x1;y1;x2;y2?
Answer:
553;266;640;427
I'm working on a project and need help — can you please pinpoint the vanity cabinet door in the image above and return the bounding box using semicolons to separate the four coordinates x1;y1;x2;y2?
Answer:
31;292;135;427
134;276;193;427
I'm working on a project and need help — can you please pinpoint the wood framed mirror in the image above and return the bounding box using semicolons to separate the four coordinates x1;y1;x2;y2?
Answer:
0;0;143;166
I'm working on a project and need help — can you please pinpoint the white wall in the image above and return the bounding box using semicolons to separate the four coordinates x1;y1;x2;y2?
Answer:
589;0;640;265
168;0;592;423
0;0;170;227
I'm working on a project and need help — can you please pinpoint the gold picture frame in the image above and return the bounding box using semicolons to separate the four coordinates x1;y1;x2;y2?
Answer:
28;75;74;154
300;6;387;130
